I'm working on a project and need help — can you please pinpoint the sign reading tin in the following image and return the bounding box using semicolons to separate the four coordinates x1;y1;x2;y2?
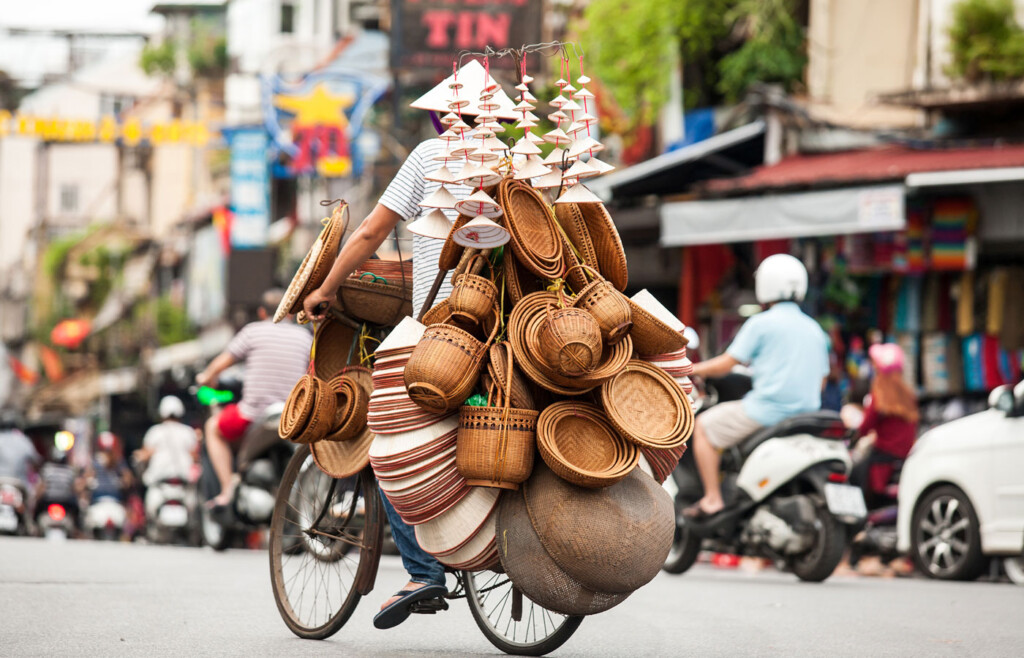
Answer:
391;0;543;70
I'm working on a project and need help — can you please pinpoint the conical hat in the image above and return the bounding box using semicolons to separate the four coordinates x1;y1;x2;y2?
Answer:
408;209;453;240
411;59;517;120
418;185;458;210
453;216;511;249
555;182;603;204
514;156;551;181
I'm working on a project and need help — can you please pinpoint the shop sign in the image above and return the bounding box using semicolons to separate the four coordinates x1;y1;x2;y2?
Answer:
226;128;270;248
263;71;389;179
390;0;544;70
0;110;211;145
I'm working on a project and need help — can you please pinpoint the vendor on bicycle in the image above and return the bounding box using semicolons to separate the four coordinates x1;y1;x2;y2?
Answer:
302;60;518;630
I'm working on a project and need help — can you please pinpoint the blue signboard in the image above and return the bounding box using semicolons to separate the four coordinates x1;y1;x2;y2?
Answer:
227;127;271;248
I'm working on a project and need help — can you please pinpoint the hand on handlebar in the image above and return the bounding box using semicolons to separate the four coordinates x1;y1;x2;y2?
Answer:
302;286;334;322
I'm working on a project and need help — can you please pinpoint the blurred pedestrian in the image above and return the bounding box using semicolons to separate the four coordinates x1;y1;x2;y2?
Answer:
850;343;918;508
0;411;40;491
195;289;311;507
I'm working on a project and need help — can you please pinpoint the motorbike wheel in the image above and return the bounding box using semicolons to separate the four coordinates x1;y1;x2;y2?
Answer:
464;570;583;656
790;502;846;583
1003;556;1024;585
269;445;380;640
199;501;232;551
663;515;702;575
910;485;985;581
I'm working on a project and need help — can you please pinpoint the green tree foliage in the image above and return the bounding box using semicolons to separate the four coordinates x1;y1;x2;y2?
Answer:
717;0;807;102
140;41;176;77
947;0;1024;82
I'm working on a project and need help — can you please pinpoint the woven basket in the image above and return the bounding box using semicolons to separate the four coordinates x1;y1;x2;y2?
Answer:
528;311;632;390
276;204;349;322
578;202;628;291
324;375;368;442
312;319;356;380
338;271;413;328
523;461;674;595
503;250;543;306
486;342;534;410
404;311;499;414
438;215;472;271
601;360;693;450
554;203;599;277
500;178;564;279
536;402;637;488
568;264;632;345
537;305;603;377
456;345;537;490
311;426;375;479
279;375;316;442
449;253;498;328
626;297;688;356
496;479;631;616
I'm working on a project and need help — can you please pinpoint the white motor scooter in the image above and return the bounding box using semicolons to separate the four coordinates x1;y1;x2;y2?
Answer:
145;477;194;544
663;374;867;582
84;496;127;541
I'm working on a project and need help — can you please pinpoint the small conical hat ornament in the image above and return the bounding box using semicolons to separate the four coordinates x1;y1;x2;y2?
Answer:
459;163;501;188
584;156;616;175
513;155;551;181
533;167;565;190
425;165;458;184
542;147;573;166
568;136;605;158
453;216;510;249
556;182;603;204
419;186;458;209
563;158;599;180
454;189;503;218
510;138;542;156
408;209;454;239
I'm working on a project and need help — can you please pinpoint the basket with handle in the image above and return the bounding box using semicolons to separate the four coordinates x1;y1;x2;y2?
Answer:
337;229;413;327
567;263;633;345
404;307;501;414
449;253;498;328
537;303;603;378
456;344;538;490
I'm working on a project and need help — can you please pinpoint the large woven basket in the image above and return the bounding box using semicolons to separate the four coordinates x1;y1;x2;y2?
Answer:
324;374;368;442
536;402;637;488
601;360;693;450
626;296;688;356
338;272;413;327
438;215;472;271
523;462;674;595
312;319;356;380
568;264;632;345
456;345;537;490
279;375;337;444
275;203;349;322
404;311;499;413
503;250;544;305
449;253;498;328
578;201;628;291
311;426;375;479
500;178;564;279
537;305;603;377
496;478;631;616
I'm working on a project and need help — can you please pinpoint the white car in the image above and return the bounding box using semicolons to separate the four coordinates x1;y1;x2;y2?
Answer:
897;382;1024;582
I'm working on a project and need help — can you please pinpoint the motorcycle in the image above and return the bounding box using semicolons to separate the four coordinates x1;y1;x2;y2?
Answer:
145;476;197;545
84;495;127;541
197;400;294;550
36;500;76;540
0;478;29;536
663;374;867;582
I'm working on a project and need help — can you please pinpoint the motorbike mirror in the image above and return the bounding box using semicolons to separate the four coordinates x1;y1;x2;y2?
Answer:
682;327;700;351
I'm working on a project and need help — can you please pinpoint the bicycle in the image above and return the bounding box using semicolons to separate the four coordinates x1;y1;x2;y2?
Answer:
268;444;583;656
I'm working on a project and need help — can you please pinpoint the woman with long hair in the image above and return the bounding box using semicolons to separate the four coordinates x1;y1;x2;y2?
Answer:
851;343;919;507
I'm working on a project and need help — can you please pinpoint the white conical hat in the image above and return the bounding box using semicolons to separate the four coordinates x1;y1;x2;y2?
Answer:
418;186;458;209
514;100;535;112
411;59;517;120
448;139;475;158
542;147;571;166
513;156;551;181
555;78;568;88
452;216;510;249
560;98;582;114
524;131;544;144
544;128;571;146
550;95;568;108
522;90;537;103
584;157;616;175
517;119;539;131
482;136;507;151
510;138;542;156
533;168;565;189
568;136;605;157
573;88;595;100
563;159;598;180
425;165;458;183
548;110;568;124
454;190;503;218
577;75;591;85
408;209;454;240
441;112;461;125
468;146;499;163
555;182;602;204
458;164;502;187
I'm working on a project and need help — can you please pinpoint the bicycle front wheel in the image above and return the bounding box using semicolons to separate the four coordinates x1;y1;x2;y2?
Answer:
269;444;382;639
464;570;583;656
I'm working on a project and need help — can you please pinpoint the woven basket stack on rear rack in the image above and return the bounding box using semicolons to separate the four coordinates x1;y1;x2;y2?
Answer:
275;54;702;617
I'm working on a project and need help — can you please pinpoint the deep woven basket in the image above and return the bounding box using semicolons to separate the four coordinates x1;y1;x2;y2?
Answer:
568;264;632;345
600;360;693;450
626;297;689;356
324;375;368;442
404;311;499;413
554;202;599;277
338;272;413;327
500;178;564;279
578;201;628;292
537;305;603;377
279;375;316;442
449;254;498;328
312;319;356;380
527;311;632;390
536;402;637;488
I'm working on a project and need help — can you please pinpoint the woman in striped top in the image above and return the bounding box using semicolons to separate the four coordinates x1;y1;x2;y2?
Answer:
303;60;517;630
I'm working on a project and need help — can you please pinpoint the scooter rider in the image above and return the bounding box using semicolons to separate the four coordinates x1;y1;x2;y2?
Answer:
687;254;830;519
135;396;198;516
301;59;517;630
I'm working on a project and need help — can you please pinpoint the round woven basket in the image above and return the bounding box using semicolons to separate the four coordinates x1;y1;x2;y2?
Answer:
276;204;348;322
323;375;368;442
500;178;564;279
526;312;632;391
311;426;375;479
503;250;544;306
600;360;693;450
312;319;356;380
338;272;413;328
568;265;632;345
554;203;599;278
574;201;628;292
537;305;603;377
279;375;317;442
449;254;498;327
507;293;592;396
536;402;637;488
626;297;689;356
495;481;631;616
523;462;674;595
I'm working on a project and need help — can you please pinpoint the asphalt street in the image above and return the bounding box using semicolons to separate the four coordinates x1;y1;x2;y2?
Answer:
1;537;1021;657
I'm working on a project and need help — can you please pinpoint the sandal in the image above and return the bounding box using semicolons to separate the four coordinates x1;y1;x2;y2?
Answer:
682;502;720;521
373;584;447;630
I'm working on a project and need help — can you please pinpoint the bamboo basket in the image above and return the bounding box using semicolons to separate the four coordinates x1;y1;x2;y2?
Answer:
537;305;603;377
449;254;498;328
568;264;632;345
535;402;637;489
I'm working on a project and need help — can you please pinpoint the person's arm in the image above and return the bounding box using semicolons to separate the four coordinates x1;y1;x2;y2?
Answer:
691;353;741;379
303;203;404;320
858;399;879;437
196;351;237;388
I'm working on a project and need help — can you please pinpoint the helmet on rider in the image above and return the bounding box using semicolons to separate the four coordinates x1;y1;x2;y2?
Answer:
159;395;185;420
97;431;118;453
754;254;808;305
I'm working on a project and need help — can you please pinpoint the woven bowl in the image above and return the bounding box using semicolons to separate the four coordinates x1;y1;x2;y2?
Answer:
600;360;693;450
537;306;603;377
570;267;632;345
279;375;317;442
500;178;564;279
536;402;638;488
626;297;688;356
523;462;674;595
311;426;374;479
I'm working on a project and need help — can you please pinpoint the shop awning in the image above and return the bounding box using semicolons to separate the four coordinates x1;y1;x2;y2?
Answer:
589;121;765;201
905;166;1024;187
661;184;906;246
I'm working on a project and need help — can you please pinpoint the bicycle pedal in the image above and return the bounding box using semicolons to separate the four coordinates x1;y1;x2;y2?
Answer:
409;597;449;614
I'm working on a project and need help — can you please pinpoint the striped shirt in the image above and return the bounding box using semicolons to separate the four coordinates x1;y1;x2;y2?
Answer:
378;138;474;318
227;320;313;420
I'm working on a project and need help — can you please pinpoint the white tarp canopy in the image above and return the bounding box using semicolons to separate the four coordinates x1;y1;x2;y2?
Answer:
660;184;906;246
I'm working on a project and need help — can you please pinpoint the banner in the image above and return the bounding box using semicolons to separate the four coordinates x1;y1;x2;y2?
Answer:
390;0;544;71
226;128;270;248
0;110;211;146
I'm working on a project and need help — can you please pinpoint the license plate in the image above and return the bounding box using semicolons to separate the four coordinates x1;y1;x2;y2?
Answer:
0;506;17;531
158;505;189;527
824;483;867;519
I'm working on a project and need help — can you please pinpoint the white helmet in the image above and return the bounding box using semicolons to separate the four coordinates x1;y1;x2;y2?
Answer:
159;395;185;419
755;254;808;304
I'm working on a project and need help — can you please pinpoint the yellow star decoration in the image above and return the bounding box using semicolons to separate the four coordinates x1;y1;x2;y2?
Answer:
274;83;354;128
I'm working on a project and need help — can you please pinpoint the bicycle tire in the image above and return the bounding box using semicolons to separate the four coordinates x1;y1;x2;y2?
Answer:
463;569;583;656
269;445;381;639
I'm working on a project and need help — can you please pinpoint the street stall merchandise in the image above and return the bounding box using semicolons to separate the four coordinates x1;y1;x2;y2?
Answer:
265;47;694;654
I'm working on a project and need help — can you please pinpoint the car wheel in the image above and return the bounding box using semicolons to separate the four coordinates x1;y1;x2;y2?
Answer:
910;485;985;581
1003;556;1024;585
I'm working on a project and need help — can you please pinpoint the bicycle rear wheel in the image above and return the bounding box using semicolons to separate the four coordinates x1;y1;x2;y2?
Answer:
269;445;382;639
463;570;583;656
